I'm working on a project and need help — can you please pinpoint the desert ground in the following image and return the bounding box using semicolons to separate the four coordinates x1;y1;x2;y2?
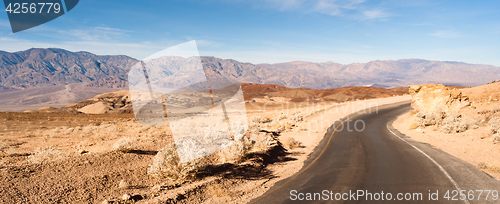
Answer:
0;84;409;203
393;81;500;179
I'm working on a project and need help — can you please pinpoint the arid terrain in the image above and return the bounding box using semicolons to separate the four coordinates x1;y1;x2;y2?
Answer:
0;83;409;203
2;48;499;112
2;1;500;202
394;81;500;179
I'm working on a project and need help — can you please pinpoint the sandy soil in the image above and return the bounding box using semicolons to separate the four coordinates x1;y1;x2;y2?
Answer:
394;112;500;180
198;95;412;203
0;95;410;203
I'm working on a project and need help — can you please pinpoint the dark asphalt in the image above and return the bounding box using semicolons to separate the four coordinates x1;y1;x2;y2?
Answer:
251;102;500;203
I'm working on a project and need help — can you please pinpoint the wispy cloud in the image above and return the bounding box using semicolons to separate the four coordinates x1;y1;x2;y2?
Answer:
313;0;365;16
362;9;390;20
57;26;132;41
227;0;391;20
313;0;391;20
429;30;462;39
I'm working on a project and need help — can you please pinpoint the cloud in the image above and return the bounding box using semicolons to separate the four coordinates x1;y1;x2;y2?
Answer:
313;0;367;16
362;9;390;20
429;30;462;39
227;0;303;11
57;26;132;41
229;0;390;20
313;0;391;20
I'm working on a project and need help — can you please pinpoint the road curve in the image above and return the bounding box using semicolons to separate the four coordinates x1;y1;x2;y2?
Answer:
251;102;500;203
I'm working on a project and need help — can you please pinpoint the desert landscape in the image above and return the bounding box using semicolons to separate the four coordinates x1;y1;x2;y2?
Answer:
0;81;412;203
3;1;500;203
1;48;500;203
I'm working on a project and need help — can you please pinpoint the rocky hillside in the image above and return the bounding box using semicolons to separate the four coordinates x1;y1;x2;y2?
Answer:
408;82;500;137
2;48;500;92
29;83;407;114
242;83;406;102
260;60;500;88
0;48;136;90
2;48;500;111
203;58;500;89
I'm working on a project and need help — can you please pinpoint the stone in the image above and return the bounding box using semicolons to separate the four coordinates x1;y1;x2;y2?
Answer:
122;193;132;200
409;84;470;117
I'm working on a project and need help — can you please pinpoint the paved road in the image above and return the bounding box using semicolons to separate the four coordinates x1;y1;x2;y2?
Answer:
251;102;500;203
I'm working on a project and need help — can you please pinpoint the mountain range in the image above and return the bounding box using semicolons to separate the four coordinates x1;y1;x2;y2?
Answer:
1;48;499;110
0;48;136;90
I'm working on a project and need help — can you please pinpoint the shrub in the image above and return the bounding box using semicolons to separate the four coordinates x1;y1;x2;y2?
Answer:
415;110;445;127
147;143;206;181
112;138;134;153
442;118;467;133
218;136;254;164
230;123;247;141
176;139;210;163
250;116;271;124
249;133;276;152
290;113;303;122
282;137;303;150
248;122;261;132
492;133;500;144
271;113;288;124
441;112;478;134
28;147;63;164
478;162;488;169
268;120;294;132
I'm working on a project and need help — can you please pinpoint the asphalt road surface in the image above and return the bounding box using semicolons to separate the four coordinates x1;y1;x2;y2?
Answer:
251;102;500;203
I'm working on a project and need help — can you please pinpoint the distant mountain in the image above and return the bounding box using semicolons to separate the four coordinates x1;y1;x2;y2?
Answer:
257;59;500;88
201;57;500;89
1;48;499;91
0;48;137;89
1;48;500;111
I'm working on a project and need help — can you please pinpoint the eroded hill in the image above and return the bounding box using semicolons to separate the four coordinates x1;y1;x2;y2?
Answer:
27;83;408;114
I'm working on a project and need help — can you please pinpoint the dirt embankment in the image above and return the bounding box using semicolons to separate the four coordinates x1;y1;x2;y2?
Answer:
394;82;500;179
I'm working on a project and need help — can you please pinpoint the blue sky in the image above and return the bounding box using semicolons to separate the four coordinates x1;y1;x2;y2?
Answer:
0;0;499;65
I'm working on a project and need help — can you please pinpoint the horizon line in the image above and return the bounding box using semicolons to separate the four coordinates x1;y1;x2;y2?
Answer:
0;47;497;67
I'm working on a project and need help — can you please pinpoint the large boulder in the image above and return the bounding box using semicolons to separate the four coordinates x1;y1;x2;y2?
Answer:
409;84;470;117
